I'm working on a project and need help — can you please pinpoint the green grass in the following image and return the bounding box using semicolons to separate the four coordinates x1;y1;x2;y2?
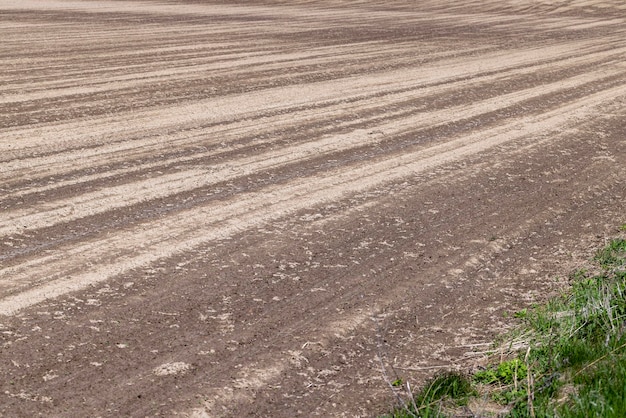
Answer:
381;371;474;418
384;237;626;418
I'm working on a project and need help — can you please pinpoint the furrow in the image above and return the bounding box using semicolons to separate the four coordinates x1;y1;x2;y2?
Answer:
2;39;621;163
1;65;624;238
1;80;623;316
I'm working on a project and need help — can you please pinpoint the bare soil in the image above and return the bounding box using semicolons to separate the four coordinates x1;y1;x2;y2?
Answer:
1;0;625;416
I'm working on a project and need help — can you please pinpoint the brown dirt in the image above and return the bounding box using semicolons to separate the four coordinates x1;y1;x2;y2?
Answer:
1;0;625;416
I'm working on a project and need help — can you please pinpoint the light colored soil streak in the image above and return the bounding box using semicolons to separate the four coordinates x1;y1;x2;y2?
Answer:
2;66;622;236
3;74;625;314
0;1;625;417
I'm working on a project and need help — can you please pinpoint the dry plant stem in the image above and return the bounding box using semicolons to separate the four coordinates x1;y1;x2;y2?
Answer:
528;372;535;418
377;352;407;410
525;346;535;418
394;364;455;371
407;381;419;414
376;320;408;411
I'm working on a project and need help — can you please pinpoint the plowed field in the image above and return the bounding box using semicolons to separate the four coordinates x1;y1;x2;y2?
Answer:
1;0;625;416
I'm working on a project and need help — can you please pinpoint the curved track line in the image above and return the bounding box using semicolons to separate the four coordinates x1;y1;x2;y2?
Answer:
1;82;624;316
0;66;623;236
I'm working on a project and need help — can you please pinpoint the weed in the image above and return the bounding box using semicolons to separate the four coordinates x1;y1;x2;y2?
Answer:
474;359;527;385
513;309;528;319
392;378;404;387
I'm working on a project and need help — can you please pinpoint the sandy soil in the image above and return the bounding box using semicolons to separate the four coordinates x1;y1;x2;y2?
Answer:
1;0;625;416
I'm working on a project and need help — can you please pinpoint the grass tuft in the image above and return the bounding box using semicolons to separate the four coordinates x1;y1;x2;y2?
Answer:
594;238;626;269
382;371;474;418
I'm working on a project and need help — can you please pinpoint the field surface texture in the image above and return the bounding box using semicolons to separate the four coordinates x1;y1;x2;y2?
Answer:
1;0;625;416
